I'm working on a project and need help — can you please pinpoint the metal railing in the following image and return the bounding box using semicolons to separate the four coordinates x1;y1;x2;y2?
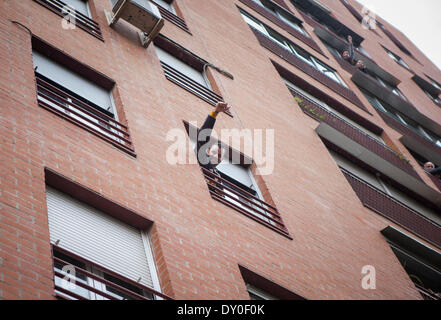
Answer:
161;62;230;115
152;1;190;33
201;167;290;237
52;245;172;300
33;0;103;41
36;75;135;155
414;283;441;300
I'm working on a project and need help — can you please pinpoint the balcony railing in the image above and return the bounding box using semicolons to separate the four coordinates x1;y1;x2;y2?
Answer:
152;1;191;34
414;283;441;300
36;75;135;156
289;87;420;179
52;245;172;300
161;62;229;113
427;172;441;192
238;0;324;55
34;0;104;41
201;167;291;238
342;169;441;249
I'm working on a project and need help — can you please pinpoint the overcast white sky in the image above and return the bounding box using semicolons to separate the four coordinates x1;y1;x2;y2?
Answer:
356;0;441;71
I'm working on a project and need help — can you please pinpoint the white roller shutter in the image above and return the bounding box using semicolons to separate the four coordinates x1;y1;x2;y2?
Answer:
155;47;209;87
46;187;155;289
64;0;90;16
216;161;255;189
33;51;113;113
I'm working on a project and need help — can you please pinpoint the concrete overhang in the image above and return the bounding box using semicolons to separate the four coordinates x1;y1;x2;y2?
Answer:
399;135;441;168
412;74;441;97
353;70;441;137
316;122;441;207
381;226;441;266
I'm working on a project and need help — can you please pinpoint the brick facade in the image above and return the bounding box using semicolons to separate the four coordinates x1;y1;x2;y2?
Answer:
1;0;440;300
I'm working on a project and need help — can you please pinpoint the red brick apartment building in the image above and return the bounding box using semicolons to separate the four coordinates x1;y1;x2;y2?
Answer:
0;0;440;300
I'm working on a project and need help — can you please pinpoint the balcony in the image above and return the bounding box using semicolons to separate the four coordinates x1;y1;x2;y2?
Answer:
316;27;400;85
379;111;441;169
342;169;441;249
354;70;441;141
201;168;291;239
238;0;324;55
34;0;104;41
291;0;364;46
53;245;172;300
36;75;135;156
427;173;441;192
289;86;419;178
152;0;191;34
251;29;368;112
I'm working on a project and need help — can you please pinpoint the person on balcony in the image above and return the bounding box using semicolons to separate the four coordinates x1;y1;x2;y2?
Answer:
342;35;366;71
424;162;441;179
195;101;230;172
195;101;231;196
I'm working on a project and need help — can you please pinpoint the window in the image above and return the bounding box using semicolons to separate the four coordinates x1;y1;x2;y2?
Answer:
186;122;289;237
155;45;223;106
32;44;134;154
153;0;176;14
252;0;309;37
309;0;332;13
34;0;103;40
63;0;90;16
151;0;190;32
155;47;209;88
46;187;162;300
424;90;441;105
215;160;277;226
382;227;441;300
247;284;278;300
238;265;304;300
241;11;347;87
33;51;115;115
427;76;441;91
361;90;441;149
384;47;410;70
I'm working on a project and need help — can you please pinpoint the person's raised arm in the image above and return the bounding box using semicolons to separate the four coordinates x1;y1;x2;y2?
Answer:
347;35;355;62
196;102;231;166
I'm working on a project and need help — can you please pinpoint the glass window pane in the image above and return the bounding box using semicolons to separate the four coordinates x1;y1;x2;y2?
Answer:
241;13;268;36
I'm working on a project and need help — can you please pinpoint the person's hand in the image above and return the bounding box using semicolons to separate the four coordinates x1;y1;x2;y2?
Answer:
215;101;230;114
347;35;353;43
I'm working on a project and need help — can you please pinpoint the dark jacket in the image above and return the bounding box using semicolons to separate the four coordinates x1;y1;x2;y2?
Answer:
428;167;441;177
348;41;355;63
196;113;217;171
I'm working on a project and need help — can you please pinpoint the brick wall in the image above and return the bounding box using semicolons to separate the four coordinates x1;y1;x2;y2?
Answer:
1;0;439;300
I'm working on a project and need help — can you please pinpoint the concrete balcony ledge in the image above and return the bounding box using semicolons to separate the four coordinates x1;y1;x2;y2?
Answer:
353;70;441;137
316;122;441;208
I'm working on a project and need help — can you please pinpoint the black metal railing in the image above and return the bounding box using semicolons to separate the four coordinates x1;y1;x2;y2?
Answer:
34;0;104;41
201;167;290;238
52;245;172;300
36;75;135;155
